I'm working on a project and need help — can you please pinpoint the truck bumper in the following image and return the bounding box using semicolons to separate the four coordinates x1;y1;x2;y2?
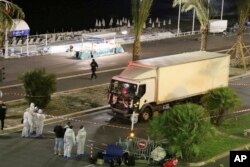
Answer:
107;108;131;119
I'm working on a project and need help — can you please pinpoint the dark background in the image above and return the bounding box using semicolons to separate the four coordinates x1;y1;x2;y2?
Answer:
11;0;237;35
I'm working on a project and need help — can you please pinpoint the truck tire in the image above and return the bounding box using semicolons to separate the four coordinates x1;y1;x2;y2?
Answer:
139;107;152;122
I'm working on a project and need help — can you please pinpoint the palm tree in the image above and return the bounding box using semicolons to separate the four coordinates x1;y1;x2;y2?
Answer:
172;0;209;51
0;0;25;48
131;0;153;61
227;0;250;71
201;87;242;126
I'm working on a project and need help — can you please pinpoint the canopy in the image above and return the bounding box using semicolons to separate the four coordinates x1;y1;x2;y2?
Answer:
9;19;30;37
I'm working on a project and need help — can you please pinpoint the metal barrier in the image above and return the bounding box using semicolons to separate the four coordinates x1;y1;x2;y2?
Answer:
117;137;168;163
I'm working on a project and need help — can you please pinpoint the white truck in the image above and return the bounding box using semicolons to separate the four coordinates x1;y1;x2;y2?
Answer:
108;51;230;122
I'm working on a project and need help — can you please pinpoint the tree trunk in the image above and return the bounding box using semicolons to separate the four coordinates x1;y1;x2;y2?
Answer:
236;33;243;59
133;35;141;61
235;28;247;68
0;32;4;48
200;25;208;51
215;110;225;126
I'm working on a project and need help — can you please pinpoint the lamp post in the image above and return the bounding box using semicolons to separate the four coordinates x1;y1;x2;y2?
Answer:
26;34;29;56
192;9;196;34
177;0;182;35
4;30;8;58
221;0;224;20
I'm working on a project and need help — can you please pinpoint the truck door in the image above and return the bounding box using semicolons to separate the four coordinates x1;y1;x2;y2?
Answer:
138;79;155;109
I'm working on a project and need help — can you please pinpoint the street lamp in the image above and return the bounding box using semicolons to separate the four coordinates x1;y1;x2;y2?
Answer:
221;0;225;20
177;0;182;35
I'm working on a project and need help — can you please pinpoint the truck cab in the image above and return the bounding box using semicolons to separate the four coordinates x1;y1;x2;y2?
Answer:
108;76;156;122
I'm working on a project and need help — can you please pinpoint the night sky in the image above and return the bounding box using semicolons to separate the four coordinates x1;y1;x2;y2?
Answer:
11;0;236;34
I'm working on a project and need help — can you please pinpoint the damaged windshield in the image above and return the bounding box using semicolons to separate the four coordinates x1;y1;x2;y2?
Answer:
109;80;137;98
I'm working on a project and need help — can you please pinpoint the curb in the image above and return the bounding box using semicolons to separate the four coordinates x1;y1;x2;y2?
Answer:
1;105;110;135
229;71;250;81
186;143;250;166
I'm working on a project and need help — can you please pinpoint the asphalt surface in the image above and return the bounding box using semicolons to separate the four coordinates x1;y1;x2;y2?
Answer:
0;33;250;102
0;32;250;167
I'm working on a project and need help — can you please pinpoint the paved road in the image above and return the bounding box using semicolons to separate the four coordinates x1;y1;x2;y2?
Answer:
0;109;150;167
0;33;250;101
0;33;250;167
0;75;249;167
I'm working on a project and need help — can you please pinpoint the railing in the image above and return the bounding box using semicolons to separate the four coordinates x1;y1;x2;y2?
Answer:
2;26;249;58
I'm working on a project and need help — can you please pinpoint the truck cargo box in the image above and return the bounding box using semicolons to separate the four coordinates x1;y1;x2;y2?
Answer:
123;51;230;104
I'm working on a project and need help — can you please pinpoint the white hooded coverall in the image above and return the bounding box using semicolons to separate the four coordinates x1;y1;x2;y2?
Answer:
76;127;87;155
64;128;76;158
27;103;35;134
21;109;30;137
36;109;45;136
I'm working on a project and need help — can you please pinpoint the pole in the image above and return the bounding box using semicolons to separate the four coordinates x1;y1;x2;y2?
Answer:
207;0;210;16
192;9;196;34
90;143;93;159
131;111;135;131
4;30;8;58
221;0;224;20
81;34;83;51
45;34;47;46
177;0;182;35
26;35;29;56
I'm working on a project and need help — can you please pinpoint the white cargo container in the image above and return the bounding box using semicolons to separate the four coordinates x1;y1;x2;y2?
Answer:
209;19;228;33
108;51;230;121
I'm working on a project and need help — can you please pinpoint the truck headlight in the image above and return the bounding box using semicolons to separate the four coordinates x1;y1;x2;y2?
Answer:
134;101;140;108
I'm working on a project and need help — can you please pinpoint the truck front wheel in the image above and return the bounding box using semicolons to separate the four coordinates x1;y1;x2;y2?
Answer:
139;107;152;122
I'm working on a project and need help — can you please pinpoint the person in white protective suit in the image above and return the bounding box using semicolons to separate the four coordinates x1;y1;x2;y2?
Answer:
27;103;35;135
63;122;71;157
33;106;39;131
36;109;46;137
63;125;76;159
76;125;87;158
21;109;30;138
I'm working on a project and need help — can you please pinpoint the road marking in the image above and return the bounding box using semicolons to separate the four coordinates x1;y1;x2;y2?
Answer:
47;131;54;134
0;67;125;89
1;46;249;92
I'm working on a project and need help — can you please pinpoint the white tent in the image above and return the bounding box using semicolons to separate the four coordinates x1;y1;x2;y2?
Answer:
155;17;159;23
109;18;113;26
98;21;102;27
163;20;166;26
152;22;155;28
9;19;30;37
95;19;99;27
102;19;106;27
127;20;131;28
168;19;172;25
149;18;152;24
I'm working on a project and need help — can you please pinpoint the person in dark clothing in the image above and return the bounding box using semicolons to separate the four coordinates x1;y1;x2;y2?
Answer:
53;123;65;155
0;102;7;130
90;59;98;79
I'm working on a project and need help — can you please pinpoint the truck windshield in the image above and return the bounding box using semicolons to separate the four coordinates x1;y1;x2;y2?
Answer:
109;80;137;98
